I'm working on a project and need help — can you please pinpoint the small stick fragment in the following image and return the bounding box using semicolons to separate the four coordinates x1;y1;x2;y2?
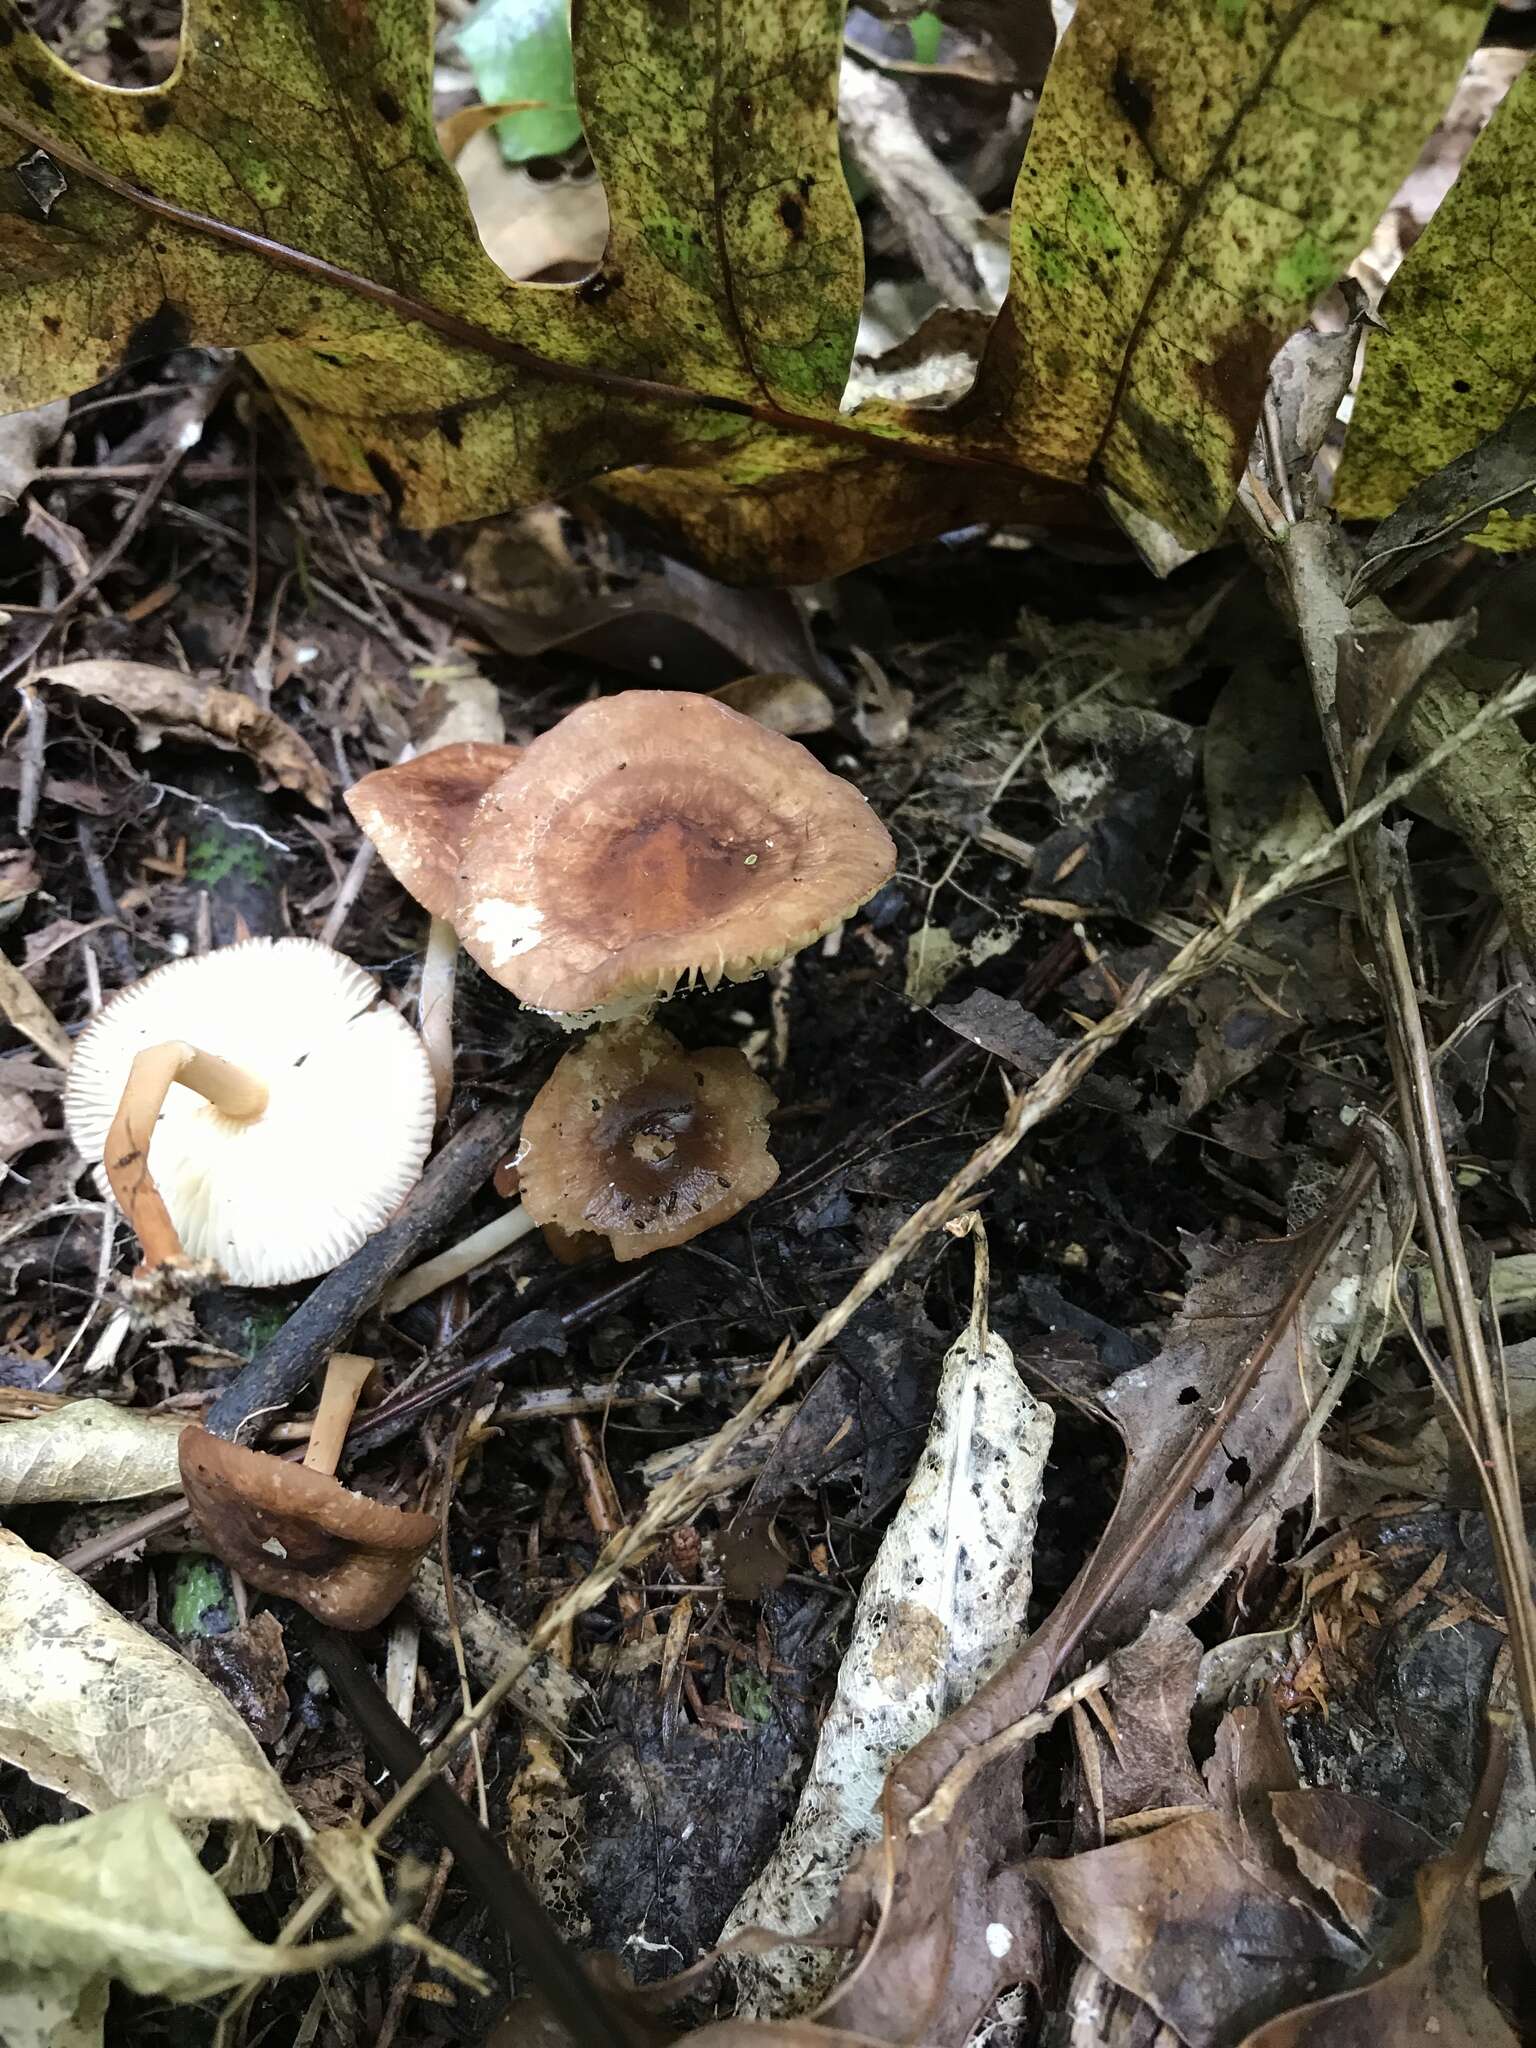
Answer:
204;1100;522;1441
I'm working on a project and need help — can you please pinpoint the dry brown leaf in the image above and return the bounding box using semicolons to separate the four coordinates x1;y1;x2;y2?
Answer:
0;1084;50;1164
0;954;73;1068
1240;1731;1517;2048
0;847;40;905
0;1399;188;1506
1074;1615;1208;1845
711;675;836;737
1030;1810;1358;2046
1270;1791;1440;1946
0;1531;300;1836
37;661;333;808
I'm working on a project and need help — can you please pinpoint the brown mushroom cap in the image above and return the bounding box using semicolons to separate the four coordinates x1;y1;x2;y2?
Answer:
454;691;896;1017
517;1022;779;1261
178;1427;436;1631
346;741;523;921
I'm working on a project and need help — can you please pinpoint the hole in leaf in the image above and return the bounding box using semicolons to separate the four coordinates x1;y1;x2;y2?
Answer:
452;130;610;284
1191;1485;1214;1511
14;0;182;88
1177;1384;1200;1405
441;1;608;287
1225;1454;1251;1486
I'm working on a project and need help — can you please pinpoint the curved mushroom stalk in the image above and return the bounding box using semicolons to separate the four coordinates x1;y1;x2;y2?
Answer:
105;1040;268;1271
382;1202;541;1314
179;1351;436;1631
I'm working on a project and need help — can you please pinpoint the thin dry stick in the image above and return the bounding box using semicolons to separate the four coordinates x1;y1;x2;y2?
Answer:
1369;882;1536;1730
226;667;1536;2000
564;1414;647;1627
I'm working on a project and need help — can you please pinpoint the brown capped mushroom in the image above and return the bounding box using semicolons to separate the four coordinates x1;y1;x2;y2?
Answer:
520;1021;777;1261
345;741;524;921
346;739;524;1117
454;690;895;1018
178;1352;436;1631
382;1021;778;1308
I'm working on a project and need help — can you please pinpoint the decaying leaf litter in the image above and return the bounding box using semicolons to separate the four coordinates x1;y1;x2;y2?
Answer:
2;0;1536;2041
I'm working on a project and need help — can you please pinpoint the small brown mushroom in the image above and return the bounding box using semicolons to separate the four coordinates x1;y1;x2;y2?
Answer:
381;1022;778;1307
454;690;896;1018
178;1352;436;1630
347;741;524;1117
344;741;523;920
519;1021;778;1261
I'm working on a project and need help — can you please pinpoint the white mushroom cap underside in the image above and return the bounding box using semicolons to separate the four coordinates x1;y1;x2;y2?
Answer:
64;939;435;1287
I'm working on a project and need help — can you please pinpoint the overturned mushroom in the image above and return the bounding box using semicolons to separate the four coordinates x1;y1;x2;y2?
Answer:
383;1021;778;1307
455;690;896;1018
179;1352;436;1630
64;939;435;1288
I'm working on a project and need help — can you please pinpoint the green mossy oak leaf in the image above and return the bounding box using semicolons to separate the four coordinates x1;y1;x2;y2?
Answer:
961;0;1490;547
0;0;1492;572
600;425;1106;583
0;0;865;526
1336;59;1536;545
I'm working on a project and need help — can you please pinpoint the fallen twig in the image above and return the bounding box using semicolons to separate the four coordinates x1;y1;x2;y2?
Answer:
204;1101;522;1441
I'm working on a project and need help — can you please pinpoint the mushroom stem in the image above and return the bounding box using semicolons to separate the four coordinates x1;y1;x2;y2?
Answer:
303;1353;376;1476
105;1040;269;1268
418;915;458;1119
382;1203;540;1315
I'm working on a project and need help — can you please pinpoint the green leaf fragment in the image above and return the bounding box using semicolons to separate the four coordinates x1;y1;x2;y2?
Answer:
458;0;582;164
908;10;944;66
169;1555;231;1640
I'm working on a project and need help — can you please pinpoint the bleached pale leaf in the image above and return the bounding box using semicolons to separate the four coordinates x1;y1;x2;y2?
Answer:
0;397;67;515
723;1292;1054;2016
0;1533;299;1836
0;1400;187;1507
0;1798;393;2048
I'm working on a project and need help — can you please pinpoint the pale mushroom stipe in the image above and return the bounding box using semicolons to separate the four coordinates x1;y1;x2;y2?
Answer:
64;938;436;1288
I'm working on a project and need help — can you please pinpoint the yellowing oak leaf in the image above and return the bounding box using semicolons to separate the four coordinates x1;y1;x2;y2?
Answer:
1336;60;1536;543
0;0;1493;565
0;0;871;528
960;0;1490;546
